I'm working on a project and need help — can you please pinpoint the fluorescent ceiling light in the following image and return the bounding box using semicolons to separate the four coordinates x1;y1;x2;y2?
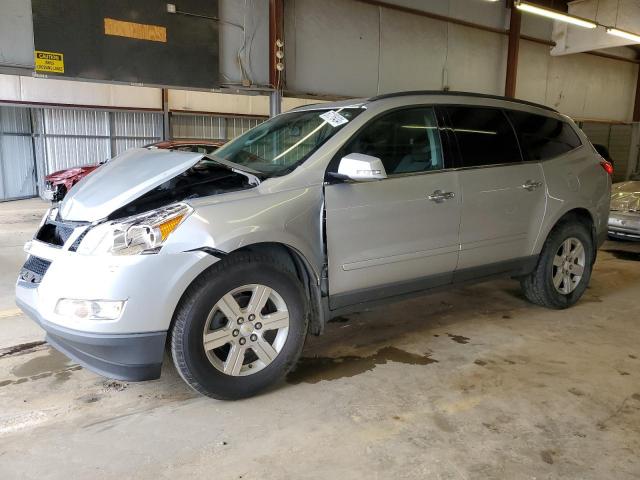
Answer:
515;1;597;29
606;27;640;43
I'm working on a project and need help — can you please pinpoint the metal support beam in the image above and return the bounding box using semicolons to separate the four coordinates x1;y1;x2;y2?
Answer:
505;2;521;98
634;67;640;122
269;90;282;117
269;0;284;89
162;88;170;140
269;0;284;117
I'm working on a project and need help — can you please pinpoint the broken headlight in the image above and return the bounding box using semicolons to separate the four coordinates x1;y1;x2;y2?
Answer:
76;203;193;255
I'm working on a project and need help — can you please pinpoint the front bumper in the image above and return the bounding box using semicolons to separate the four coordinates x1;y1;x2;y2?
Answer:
608;211;640;241
17;296;166;381
15;238;217;381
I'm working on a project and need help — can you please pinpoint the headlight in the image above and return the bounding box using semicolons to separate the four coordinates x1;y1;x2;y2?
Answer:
76;203;193;255
55;299;125;321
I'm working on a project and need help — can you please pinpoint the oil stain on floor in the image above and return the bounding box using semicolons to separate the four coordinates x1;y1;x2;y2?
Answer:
0;348;81;388
12;349;72;378
447;333;470;344
287;346;437;385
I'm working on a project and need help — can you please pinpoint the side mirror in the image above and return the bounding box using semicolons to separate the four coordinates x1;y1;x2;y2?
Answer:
335;153;387;182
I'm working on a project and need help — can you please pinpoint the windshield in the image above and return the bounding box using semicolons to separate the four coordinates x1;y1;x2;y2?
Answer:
212;107;363;176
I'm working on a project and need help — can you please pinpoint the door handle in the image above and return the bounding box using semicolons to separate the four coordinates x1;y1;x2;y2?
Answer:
521;180;543;191
428;190;455;203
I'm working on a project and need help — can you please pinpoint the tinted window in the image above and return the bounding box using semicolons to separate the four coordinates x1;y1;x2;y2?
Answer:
507;111;581;161
445;107;521;167
345;107;443;175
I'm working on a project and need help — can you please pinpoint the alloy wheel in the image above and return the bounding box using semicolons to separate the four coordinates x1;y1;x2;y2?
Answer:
552;237;586;295
202;284;290;376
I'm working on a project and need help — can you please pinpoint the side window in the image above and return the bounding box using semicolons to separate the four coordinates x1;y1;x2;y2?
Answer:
506;111;582;161
345;107;444;175
444;106;521;167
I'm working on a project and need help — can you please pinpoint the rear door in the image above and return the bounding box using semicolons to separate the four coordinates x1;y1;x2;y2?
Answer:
324;106;461;309
442;106;546;273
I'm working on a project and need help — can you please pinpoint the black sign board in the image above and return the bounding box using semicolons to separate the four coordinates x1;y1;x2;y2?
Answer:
32;0;219;89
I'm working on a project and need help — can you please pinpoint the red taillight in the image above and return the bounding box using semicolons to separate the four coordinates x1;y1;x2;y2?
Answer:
600;160;613;176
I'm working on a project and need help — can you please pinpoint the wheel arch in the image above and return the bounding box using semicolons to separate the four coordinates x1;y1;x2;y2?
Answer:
231;242;325;336
170;241;326;340
541;207;597;262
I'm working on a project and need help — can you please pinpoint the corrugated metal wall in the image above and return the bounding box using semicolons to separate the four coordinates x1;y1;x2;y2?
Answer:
112;111;163;155
0;106;36;200
33;108;111;179
579;121;634;183
1;105;164;200
31;108;163;195
1;106;266;201
171;113;264;141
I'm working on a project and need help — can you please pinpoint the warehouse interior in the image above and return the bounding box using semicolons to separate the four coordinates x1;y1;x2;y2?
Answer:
1;1;639;479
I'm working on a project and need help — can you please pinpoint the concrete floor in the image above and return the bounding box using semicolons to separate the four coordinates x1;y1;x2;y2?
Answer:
0;198;639;479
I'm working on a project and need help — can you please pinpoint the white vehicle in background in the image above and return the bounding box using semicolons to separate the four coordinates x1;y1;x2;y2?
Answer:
609;181;640;241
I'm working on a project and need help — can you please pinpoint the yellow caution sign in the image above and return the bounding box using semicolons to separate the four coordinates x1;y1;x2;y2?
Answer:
34;51;64;74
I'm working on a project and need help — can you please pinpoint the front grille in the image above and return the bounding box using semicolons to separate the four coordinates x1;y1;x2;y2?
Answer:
19;256;51;284
35;220;75;246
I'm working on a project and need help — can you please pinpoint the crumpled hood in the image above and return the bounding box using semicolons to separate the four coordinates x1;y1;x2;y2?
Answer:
59;148;204;222
45;165;99;182
610;181;640;213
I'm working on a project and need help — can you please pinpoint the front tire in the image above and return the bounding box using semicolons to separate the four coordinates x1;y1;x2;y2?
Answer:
520;220;594;309
170;252;308;400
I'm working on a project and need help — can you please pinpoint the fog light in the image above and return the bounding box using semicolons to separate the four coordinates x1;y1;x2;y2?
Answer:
55;299;125;321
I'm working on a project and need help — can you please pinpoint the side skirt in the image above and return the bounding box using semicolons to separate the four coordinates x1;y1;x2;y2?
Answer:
326;255;538;319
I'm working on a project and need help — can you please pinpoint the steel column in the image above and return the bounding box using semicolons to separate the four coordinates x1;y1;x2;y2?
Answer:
634;66;640;122
162;88;170;140
505;1;521;98
269;90;282;117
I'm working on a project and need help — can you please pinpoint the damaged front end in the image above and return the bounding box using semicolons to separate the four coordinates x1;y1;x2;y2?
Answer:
34;149;262;259
108;155;261;220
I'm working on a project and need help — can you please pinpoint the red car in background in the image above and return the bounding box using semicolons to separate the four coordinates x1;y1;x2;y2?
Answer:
43;140;225;202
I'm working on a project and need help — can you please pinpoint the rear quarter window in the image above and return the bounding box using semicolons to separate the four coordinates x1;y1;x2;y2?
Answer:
506;111;582;161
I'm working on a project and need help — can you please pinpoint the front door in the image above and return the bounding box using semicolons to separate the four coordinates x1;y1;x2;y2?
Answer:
324;106;461;309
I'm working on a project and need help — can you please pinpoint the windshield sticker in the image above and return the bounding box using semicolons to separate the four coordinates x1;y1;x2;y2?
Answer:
320;110;349;127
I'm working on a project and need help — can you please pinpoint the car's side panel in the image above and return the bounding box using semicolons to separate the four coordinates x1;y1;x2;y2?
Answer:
164;185;326;283
457;162;547;269
534;145;611;255
324;171;461;304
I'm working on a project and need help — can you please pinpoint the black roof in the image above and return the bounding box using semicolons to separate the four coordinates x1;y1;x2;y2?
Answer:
368;90;557;113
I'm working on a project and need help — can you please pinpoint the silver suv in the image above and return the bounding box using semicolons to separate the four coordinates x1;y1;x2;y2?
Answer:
16;92;612;399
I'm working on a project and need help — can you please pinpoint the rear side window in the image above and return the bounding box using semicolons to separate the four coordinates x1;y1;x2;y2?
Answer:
506;111;582;161
444;107;521;167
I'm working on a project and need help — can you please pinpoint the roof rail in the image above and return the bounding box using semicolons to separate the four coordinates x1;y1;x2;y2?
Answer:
368;90;557;113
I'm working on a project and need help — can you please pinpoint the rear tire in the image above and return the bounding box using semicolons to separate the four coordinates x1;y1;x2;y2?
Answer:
170;252;308;400
520;220;594;309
